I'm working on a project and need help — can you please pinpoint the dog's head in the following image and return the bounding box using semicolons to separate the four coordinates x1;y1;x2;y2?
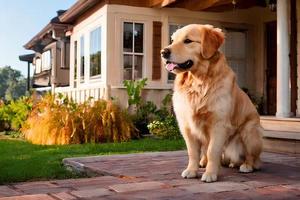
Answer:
161;24;224;74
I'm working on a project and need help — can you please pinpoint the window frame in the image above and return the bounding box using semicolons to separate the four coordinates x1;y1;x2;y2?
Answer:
122;21;145;81
35;57;42;74
167;23;185;83
79;35;85;82
89;26;102;79
41;50;52;71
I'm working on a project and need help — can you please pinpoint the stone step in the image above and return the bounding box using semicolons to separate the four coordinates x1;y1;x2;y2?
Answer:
263;136;300;154
260;116;300;132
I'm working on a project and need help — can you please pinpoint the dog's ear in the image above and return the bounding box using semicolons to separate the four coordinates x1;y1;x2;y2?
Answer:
200;27;224;59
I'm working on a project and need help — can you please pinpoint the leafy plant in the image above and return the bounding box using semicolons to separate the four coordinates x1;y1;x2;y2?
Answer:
147;115;181;140
242;88;264;114
123;78;147;107
0;96;33;131
22;94;138;145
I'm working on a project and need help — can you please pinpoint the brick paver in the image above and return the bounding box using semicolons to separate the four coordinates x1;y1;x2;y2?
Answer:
0;151;299;199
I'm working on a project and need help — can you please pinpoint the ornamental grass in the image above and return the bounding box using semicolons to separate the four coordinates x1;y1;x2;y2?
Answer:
22;94;138;145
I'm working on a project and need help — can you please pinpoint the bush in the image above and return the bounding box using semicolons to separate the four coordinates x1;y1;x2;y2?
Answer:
147;115;181;139
22;94;138;145
0;96;33;131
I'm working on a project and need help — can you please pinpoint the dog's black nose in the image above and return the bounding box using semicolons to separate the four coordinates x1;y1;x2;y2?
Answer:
161;48;171;59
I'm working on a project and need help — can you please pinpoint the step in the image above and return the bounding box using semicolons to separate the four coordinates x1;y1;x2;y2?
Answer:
263;136;300;154
260;116;300;132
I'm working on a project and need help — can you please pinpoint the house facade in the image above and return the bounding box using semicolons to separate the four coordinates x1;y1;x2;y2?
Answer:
21;11;72;91
24;0;300;119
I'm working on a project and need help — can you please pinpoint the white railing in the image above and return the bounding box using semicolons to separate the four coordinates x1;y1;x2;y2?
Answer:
54;84;111;103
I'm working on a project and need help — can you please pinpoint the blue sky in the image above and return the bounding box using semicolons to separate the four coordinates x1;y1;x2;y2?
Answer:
0;0;76;76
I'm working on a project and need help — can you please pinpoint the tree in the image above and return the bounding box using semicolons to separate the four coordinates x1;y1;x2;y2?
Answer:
0;66;27;101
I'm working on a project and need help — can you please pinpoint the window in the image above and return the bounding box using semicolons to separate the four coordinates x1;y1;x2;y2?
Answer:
41;50;51;71
224;29;247;87
90;27;101;77
168;24;184;82
35;58;41;74
80;36;85;80
74;40;78;87
123;22;144;80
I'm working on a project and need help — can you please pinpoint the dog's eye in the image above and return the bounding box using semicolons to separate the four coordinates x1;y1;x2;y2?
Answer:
184;39;192;44
170;39;174;44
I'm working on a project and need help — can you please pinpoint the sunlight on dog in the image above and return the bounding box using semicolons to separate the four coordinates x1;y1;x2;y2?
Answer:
161;24;263;182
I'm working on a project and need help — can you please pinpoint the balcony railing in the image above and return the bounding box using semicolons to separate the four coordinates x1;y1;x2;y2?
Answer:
54;84;111;103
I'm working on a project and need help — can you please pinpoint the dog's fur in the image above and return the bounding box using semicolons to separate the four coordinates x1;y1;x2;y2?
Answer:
161;24;263;182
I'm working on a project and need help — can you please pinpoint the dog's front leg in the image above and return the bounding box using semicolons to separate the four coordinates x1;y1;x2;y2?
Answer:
181;127;200;179
201;123;227;182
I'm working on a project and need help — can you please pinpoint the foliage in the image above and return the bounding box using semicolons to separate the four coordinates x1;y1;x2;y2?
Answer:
146;93;181;139
242;88;264;114
0;138;185;184
0;96;33;131
148;115;181;139
0;66;27;101
123;78;147;106
22;94;138;145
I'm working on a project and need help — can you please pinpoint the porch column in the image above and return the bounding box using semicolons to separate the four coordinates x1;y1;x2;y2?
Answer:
276;0;291;118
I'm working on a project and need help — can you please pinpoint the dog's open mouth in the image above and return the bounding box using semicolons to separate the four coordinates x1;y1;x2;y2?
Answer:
165;60;194;72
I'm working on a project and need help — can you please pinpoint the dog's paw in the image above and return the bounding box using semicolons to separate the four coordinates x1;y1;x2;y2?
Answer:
181;168;198;179
239;163;253;173
199;157;207;168
201;172;217;182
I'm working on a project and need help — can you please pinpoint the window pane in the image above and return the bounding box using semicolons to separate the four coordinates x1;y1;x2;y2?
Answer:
35;58;41;74
80;36;85;79
90;27;101;77
41;50;51;70
74;41;77;80
123;22;133;52
134;23;143;53
168;73;176;81
134;55;143;79
123;55;133;80
168;24;184;81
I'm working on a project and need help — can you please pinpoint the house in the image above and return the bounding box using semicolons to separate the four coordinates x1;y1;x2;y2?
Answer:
20;10;72;91
22;0;300;152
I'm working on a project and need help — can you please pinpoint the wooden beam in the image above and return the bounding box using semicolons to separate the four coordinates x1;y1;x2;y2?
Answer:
170;0;233;11
148;0;177;8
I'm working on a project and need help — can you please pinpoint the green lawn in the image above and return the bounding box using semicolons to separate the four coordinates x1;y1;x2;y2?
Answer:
0;138;185;184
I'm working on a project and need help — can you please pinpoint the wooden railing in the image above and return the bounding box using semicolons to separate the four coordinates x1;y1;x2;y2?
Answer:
54;85;111;103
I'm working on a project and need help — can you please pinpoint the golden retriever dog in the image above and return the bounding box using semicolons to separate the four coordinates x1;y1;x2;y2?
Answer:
161;24;263;182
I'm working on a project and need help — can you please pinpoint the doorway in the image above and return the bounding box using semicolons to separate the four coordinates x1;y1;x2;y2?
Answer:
266;21;277;115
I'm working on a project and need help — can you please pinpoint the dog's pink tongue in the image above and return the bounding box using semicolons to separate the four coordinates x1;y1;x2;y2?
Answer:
166;63;177;71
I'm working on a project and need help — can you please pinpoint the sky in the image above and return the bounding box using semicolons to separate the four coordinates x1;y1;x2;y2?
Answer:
0;0;77;76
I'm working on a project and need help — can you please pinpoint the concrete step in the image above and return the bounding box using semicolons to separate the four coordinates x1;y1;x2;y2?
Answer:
260;116;300;154
260;116;300;132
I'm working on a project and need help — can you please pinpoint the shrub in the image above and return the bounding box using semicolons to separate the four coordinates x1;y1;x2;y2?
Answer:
0;96;33;131
147;115;181;140
242;88;264;114
22;94;138;145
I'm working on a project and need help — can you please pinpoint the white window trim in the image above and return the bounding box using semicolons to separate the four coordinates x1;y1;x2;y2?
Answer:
121;20;146;81
89;26;102;80
41;50;52;71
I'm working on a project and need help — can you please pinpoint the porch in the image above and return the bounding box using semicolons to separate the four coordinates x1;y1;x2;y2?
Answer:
55;84;111;103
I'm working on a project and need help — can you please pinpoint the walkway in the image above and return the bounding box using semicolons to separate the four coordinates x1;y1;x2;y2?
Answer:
0;151;299;199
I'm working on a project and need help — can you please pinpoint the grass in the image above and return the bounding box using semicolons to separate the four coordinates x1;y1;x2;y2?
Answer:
0;137;185;184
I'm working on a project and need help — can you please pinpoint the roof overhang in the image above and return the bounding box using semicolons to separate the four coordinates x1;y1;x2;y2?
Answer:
19;53;35;63
158;0;266;11
24;23;72;51
59;0;101;23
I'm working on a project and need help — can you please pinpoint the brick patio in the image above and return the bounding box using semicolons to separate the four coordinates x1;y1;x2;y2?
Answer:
0;151;299;199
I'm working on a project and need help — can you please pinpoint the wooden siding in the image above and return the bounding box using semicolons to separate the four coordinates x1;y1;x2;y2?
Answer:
152;21;162;80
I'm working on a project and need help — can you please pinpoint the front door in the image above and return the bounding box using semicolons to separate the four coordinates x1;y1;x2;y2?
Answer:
266;21;277;115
